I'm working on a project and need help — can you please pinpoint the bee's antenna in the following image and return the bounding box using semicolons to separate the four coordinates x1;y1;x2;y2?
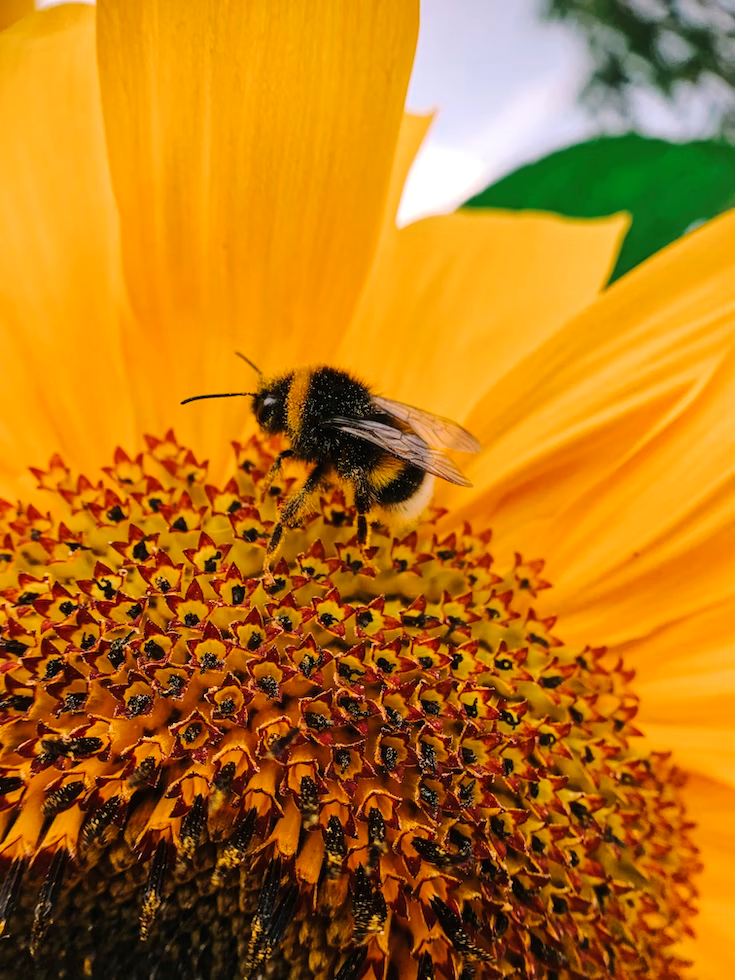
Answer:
235;351;262;375
181;391;255;405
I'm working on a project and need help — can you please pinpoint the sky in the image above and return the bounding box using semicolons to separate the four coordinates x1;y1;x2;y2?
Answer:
401;0;730;222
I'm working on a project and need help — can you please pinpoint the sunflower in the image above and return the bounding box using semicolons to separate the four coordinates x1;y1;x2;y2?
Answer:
0;3;732;979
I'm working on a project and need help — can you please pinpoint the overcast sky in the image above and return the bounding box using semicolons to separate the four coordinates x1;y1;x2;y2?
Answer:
402;0;729;221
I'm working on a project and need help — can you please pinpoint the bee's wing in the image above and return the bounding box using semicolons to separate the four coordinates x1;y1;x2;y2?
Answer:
324;417;472;487
372;395;481;453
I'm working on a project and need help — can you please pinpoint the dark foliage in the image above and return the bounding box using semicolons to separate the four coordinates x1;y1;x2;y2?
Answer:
543;0;735;132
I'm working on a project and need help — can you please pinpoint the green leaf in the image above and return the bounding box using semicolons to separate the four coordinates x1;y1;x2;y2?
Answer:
463;135;735;281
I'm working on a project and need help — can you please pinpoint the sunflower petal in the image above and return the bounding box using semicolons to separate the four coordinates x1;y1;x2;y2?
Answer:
641;723;735;790
597;598;735;793
96;0;418;463
608;588;735;797
448;211;735;647
678;775;735;977
682;902;735;980
0;0;32;31
542;344;735;645
339;209;629;420
622;599;734;688
0;6;135;500
380;112;433;247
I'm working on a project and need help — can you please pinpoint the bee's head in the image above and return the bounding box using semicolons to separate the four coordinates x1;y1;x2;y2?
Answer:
252;374;291;434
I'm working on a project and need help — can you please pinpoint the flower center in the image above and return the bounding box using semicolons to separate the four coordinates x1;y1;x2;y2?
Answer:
0;434;698;979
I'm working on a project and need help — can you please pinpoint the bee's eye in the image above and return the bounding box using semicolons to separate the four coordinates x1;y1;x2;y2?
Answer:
256;395;278;426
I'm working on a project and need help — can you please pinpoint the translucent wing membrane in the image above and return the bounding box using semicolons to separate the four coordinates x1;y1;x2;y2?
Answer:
324;417;472;487
372;395;481;452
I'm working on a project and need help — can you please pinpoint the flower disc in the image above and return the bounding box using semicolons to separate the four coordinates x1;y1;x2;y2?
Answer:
0;434;698;979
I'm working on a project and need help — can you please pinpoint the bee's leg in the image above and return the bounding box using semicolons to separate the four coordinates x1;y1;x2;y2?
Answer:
260;449;295;502
264;462;329;580
352;479;374;554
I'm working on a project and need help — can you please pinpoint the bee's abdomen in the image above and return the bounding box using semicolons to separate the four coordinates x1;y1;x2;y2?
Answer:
376;465;435;521
375;464;426;507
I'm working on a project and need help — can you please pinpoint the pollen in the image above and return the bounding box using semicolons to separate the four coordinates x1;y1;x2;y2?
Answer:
0;434;699;979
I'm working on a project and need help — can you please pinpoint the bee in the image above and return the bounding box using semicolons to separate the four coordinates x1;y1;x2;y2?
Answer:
183;360;480;573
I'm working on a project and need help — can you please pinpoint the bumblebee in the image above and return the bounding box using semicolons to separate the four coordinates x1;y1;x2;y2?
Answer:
183;363;480;572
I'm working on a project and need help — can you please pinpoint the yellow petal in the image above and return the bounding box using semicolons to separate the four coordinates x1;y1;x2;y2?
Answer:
638;676;735;732
603;607;735;799
543;344;735;646
678;775;735;977
178;110;430;480
618;597;735;815
643;725;735;792
96;0;418;464
0;6;136;500
378;112;433;252
683;901;735;980
338;209;629;420
621;599;734;688
0;0;32;31
447;210;735;646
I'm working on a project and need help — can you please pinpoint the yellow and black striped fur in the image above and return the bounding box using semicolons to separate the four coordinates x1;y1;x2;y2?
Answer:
250;366;479;569
184;364;480;574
